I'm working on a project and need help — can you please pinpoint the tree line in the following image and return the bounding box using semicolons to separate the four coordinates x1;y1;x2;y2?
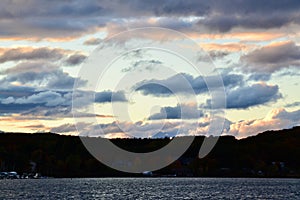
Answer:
0;126;299;178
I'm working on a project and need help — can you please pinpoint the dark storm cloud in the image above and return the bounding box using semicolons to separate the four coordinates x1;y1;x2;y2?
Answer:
95;90;127;103
148;104;203;120
241;41;300;73
135;73;243;96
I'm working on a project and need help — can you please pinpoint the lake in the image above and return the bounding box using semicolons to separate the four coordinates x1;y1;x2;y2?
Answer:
0;178;299;199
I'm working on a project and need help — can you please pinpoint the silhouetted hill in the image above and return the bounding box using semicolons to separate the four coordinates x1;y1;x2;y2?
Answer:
0;126;299;178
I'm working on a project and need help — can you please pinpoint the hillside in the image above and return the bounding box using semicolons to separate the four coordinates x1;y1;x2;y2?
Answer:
0;127;299;178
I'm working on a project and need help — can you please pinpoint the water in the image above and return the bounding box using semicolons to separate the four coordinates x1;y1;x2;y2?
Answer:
0;178;299;199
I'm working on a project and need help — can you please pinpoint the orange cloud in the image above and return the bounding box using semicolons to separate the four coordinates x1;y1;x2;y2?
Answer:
228;108;300;139
201;42;256;52
187;31;285;42
0;116;50;132
0;26;104;42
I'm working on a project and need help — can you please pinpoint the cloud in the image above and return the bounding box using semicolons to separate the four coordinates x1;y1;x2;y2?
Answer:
202;83;281;109
208;51;230;59
0;1;299;139
0;47;70;63
5;70;74;89
51;107;300;139
121;60;162;72
1;0;300;40
203;13;293;33
228;108;300;138
50;122;100;135
0;1;108;40
64;54;87;66
148;103;203;120
0;47;86;69
0;1;106;19
277;68;300;77
135;73;243;96
2;61;58;74
248;73;271;81
0;102;40;114
1;62;86;89
285;101;300;108
197;0;300;32
201;42;254;52
46;71;86;89
241;41;300;73
0;89;72;116
75;115;229;138
83;37;102;45
200;42;256;60
1;90;69;107
0;85;36;99
20;106;72;118
0;88;126;118
20;124;46;130
274;108;300;122
226;83;281;109
50;123;77;134
95;90;127;103
77;120;184;138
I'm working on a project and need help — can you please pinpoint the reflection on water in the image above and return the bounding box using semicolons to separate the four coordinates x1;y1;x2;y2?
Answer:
0;178;299;199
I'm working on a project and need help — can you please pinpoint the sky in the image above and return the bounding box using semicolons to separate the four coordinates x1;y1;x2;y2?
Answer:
0;0;299;139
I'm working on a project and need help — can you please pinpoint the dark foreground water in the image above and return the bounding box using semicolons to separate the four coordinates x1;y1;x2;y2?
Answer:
0;178;299;199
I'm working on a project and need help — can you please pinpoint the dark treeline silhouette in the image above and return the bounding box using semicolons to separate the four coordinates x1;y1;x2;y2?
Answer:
0;126;299;178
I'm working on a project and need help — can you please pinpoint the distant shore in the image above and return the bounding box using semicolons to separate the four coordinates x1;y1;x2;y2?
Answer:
0;126;299;178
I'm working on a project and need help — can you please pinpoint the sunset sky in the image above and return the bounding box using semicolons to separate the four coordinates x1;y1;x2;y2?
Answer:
0;0;299;139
